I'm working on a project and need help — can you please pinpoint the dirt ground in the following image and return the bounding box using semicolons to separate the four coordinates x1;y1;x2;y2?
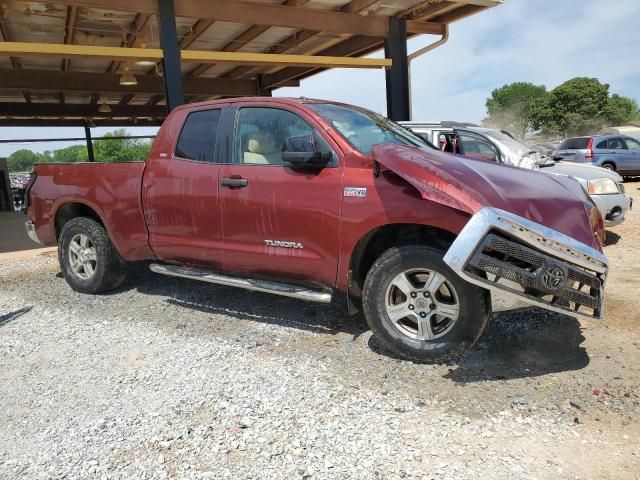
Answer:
0;182;638;479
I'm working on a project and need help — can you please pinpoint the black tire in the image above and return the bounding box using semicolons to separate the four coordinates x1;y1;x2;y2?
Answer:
58;217;127;294
362;245;490;363
602;163;615;171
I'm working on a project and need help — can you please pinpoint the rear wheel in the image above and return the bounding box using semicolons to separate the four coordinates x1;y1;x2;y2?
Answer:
602;162;615;171
362;245;490;363
58;217;126;293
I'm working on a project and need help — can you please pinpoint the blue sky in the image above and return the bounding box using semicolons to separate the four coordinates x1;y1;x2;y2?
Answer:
2;0;640;157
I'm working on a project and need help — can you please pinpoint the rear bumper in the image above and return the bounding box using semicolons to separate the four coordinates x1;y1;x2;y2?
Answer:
444;207;608;322
25;220;43;245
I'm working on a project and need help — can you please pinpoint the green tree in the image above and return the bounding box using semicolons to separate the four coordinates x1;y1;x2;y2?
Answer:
484;82;547;138
7;149;40;172
93;129;151;162
603;94;640;126
527;77;640;136
52;144;88;163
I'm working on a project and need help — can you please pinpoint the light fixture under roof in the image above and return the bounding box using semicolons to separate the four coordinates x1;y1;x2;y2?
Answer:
133;41;155;67
119;66;138;86
98;102;112;113
135;59;156;67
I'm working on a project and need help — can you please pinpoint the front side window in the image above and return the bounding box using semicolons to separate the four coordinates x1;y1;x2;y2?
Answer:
457;132;499;162
624;137;640;152
309;103;427;155
175;109;222;162
236;107;317;165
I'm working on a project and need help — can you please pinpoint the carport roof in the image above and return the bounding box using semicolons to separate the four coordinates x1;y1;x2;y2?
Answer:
0;0;501;126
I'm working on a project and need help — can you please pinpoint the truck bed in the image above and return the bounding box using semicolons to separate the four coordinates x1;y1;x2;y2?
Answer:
29;162;153;260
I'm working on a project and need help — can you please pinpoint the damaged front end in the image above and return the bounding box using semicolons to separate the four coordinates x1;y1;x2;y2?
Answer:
371;143;609;321
443;207;608;321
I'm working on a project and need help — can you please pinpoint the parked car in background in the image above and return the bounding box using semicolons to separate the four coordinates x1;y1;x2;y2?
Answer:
10;172;30;211
403;123;632;227
553;135;640;178
529;140;562;157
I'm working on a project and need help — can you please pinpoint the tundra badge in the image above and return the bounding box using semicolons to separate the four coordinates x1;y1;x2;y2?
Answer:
265;240;304;249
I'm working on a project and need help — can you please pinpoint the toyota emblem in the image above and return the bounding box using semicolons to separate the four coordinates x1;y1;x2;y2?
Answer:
541;265;566;291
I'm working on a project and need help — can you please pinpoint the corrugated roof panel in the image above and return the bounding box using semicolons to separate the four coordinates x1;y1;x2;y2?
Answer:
188;21;256;51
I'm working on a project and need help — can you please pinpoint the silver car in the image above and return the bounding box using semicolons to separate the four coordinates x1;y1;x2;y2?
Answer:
402;123;633;227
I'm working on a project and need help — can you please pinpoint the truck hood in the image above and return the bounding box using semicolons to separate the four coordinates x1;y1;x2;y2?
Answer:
373;144;600;248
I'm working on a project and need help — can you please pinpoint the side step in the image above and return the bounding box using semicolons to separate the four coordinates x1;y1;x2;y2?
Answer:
149;263;333;304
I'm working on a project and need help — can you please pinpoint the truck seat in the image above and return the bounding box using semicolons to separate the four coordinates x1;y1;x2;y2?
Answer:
243;133;281;165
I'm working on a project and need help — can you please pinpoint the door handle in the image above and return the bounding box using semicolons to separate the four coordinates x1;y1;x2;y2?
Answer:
221;177;249;189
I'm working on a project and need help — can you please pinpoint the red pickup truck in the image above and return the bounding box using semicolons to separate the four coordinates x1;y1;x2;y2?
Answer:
25;98;608;362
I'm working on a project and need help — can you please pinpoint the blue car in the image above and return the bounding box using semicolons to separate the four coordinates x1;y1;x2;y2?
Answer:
553;135;640;178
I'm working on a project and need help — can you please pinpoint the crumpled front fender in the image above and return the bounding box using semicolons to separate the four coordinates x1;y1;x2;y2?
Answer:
373;144;486;215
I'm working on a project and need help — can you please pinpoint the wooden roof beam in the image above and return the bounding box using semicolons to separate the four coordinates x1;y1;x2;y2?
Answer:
262;35;382;88
0;68;269;96
0;118;164;127
0;42;391;68
108;13;152;74
223;0;383;80
55;0;444;36
61;6;79;71
185;0;309;80
0;4;30;103
430;3;487;22
0;102;167;118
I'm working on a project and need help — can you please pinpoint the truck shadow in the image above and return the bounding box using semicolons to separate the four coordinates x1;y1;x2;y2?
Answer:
126;266;368;338
120;266;589;381
442;310;589;382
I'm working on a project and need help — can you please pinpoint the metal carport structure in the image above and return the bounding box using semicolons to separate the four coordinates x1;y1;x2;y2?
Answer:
0;0;501;136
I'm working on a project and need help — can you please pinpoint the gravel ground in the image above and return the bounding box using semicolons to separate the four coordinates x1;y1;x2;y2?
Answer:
1;182;639;479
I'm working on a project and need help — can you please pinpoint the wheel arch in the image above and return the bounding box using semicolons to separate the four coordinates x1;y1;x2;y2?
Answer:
600;159;617;170
348;223;457;301
54;201;107;240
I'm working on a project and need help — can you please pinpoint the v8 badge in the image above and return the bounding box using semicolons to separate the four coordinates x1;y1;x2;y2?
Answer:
344;187;367;198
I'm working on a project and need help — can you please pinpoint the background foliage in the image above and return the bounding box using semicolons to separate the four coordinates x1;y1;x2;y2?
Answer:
7;129;152;172
484;77;639;138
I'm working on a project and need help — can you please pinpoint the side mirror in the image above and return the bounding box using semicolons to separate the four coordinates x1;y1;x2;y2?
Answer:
281;135;332;168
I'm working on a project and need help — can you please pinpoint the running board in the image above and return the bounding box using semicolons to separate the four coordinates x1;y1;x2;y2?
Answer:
149;263;333;304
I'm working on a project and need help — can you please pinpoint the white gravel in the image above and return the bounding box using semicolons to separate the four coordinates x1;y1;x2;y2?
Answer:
0;253;639;479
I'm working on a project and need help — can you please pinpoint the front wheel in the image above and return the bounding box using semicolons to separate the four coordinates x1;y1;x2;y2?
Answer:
58;217;127;294
362;245;490;363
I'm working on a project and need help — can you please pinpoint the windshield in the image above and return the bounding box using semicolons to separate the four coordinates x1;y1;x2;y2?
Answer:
309;103;429;155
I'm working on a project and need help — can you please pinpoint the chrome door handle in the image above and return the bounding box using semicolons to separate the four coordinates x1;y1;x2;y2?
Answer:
221;177;248;188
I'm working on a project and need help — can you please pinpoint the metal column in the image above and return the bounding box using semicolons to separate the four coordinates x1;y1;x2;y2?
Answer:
256;75;273;97
157;0;184;111
384;17;411;121
84;124;95;162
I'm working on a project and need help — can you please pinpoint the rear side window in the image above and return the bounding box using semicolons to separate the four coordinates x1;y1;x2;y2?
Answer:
607;137;627;150
175;109;222;162
558;137;590;150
